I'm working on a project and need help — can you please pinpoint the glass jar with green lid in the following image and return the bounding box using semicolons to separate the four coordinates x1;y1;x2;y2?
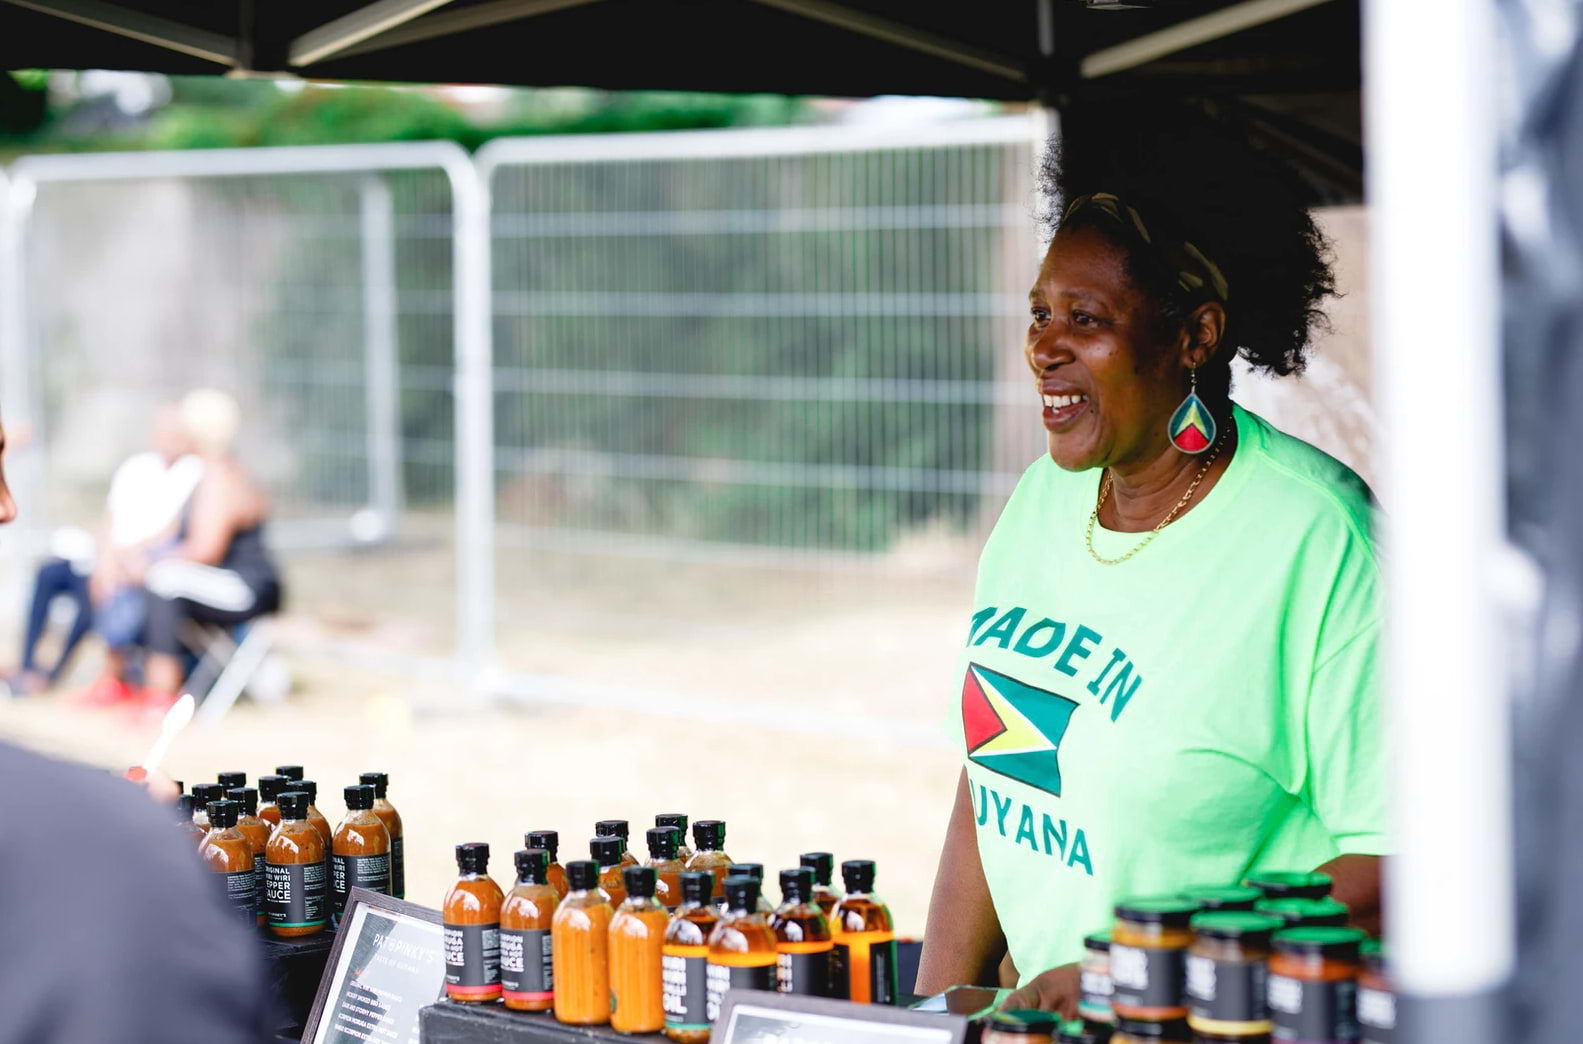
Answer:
1253;897;1349;929
982;1009;1059;1044
1243;870;1332;900
1079;931;1115;1024
1185;912;1283;1039
1111;897;1199;1021
1179;885;1263;913
1268;926;1366;1044
1358;938;1393;1044
1057;1019;1112;1043
1111;1016;1191;1043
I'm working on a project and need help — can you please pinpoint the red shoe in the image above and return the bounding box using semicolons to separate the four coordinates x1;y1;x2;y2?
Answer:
77;675;133;706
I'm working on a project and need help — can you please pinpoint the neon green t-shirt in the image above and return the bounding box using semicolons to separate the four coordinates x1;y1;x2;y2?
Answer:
953;403;1387;982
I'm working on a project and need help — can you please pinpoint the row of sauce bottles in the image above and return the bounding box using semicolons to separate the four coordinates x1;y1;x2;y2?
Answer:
440;814;899;1040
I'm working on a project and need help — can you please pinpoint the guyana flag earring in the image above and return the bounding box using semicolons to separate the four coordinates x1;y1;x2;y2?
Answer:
1168;366;1215;454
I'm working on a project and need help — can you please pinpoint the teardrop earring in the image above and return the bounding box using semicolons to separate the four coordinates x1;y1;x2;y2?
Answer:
1167;367;1216;454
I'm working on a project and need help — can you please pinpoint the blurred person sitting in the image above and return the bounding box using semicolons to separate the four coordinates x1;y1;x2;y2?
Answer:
133;389;282;710
9;405;201;697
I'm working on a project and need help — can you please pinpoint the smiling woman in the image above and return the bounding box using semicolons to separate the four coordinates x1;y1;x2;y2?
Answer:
913;102;1386;1016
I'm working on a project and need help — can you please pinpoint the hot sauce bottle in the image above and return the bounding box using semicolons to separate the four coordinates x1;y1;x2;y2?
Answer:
657;814;693;862
611;866;669;1034
706;875;778;1022
200;799;258;928
501;848;559;1012
332;784;392;924
176;795;205;847
727;864;775;914
772;867;833;997
593;836;628;908
829;859;898;1005
266;791;328;937
684;820;732;903
190;783;223;832
552;859;613;1026
528;829;570;898
360;771;405;899
646;826;685;910
800;852;841;917
297;780;335;883
227;786;270;927
256;774;287;828
663;871;721;1043
597;820;641;868
443;842;504;1003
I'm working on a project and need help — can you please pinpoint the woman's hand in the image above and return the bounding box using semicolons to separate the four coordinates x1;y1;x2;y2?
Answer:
1000;963;1080;1018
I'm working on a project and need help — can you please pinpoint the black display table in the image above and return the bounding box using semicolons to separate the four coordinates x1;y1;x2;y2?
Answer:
261;927;337;1040
420;1001;667;1043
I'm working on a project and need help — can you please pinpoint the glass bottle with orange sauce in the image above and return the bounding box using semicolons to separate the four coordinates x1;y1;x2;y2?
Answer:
706;875;778;1022
1267;926;1365;1044
176;795;205;848
552;859;613;1026
597;820;641;868
297;780;335;885
800;853;841;917
663;871;721;1043
527;829;569;898
360;772;405;899
256;774;287;828
1110;897;1198;1022
265;791;328;937
331;784;392;925
684;821;732;904
593;836;628;908
502;848;559;1012
656;814;693;862
227;786;270;927
200;799;258;928
190;783;223;833
611;866;669;1034
772;867;833;997
443;842;504;1003
646;826;685;911
727;864;775;914
829;859;898;1005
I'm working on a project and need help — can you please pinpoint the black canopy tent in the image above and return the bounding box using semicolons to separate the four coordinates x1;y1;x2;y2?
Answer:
0;0;1363;200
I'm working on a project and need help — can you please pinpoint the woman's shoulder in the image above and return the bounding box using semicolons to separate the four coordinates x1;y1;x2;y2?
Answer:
1234;405;1375;548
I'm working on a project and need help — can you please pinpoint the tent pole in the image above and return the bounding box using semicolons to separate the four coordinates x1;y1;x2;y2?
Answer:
1081;0;1335;79
333;0;604;61
0;0;234;66
289;0;459;67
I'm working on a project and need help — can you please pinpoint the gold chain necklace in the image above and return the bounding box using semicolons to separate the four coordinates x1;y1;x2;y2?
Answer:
1085;430;1226;566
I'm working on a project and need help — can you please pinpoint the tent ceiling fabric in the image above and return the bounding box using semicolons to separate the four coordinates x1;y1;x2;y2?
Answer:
0;0;1363;199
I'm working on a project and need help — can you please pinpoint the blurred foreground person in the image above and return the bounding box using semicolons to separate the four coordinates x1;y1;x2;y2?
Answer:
0;419;275;1043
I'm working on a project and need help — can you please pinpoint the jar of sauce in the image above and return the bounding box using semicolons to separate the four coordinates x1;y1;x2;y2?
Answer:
226;786;270;926
1267;926;1365;1044
1079;931;1114;1024
442;842;504;1003
684;820;733;903
256;774;287;827
266;790;328;937
1057;1021;1112;1044
1244;871;1331;901
1111;897;1198;1021
663;870;721;1043
982;1009;1058;1044
1185;911;1282;1038
1357;939;1393;1044
553;859;613;1025
1254;898;1349;930
199;799;258;928
593;836;629;908
1112;1016;1192;1042
360;772;405;899
800;852;842;917
610;866;669;1034
1180;885;1263;913
597;820;642;868
527;829;570;898
706;875;778;1021
656;814;694;863
331;783;392;923
501;848;558;1012
646;826;685;910
176;794;205;847
771;867;833;997
829;859;898;1005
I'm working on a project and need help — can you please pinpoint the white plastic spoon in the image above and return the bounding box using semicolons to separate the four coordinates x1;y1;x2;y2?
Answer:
138;692;196;776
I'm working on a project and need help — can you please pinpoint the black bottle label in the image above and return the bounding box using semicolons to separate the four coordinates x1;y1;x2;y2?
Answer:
706;961;775;1022
252;852;265;919
1110;943;1186;1012
444;922;501;991
266;861;327;928
776;946;832;996
1187;954;1268;1022
391;835;405;898
331;852;392;918
1359;984;1395;1043
830;940;898;1004
500;928;553;1000
663;952;710;1030
219;868;256;926
1270;974;1359;1042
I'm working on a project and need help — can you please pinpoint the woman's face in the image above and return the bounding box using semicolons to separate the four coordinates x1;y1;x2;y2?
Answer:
1025;224;1186;473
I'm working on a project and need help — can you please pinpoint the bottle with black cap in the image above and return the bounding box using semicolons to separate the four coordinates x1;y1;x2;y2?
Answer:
800;852;841;916
275;764;304;782
331;784;391;924
656;813;693;862
228;786;270;926
265;790;327;937
199;799;258;928
527;829;569;898
611;866;668;1033
216;770;247;789
593;836;628;908
683;820;732;903
256;774;288;827
596;819;641;868
190;783;223;831
443;842;504;1003
772;867;833;997
297;779;334;885
360;772;404;899
663;871;721;1042
829;859;898;1005
727;863;775;914
502;848;559;1011
706;874;778;1020
552;859;613;1025
646;826;684;910
176;794;205;847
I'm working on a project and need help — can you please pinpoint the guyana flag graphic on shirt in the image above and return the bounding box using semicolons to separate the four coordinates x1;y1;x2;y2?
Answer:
961;662;1080;797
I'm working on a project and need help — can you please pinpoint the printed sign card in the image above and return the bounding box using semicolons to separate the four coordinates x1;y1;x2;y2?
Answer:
302;888;447;1044
716;991;969;1044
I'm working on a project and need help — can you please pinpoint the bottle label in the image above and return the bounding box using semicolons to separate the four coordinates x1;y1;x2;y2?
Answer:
1079;961;1114;1022
776;945;832;996
663;951;710;1030
706;961;775;1022
391;835;405;898
1269;974;1359;1042
444;922;501;995
331;852;393;918
252;852;265;920
266;861;327;928
1187;954;1269;1023
831;937;898;1005
1110;943;1186;1013
219;868;257;926
500;928;553;1001
1359;985;1395;1043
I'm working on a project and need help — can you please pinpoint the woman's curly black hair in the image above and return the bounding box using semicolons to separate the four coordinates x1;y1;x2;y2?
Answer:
1038;101;1336;400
